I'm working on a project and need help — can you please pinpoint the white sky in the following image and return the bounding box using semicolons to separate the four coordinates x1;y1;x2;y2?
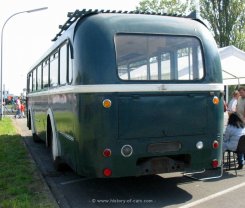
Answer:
0;0;140;96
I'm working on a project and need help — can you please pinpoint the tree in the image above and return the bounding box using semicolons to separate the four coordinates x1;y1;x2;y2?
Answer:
200;0;245;49
136;0;245;50
136;0;194;15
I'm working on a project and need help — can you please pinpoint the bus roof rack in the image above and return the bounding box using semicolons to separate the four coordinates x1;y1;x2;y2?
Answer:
52;9;200;41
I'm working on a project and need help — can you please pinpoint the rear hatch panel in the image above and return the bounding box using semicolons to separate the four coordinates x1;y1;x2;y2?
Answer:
118;93;208;139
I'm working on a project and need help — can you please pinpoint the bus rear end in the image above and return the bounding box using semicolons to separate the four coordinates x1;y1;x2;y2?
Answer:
104;33;223;178
74;12;223;178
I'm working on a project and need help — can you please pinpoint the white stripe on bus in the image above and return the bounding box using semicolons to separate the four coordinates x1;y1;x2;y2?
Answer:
27;83;224;97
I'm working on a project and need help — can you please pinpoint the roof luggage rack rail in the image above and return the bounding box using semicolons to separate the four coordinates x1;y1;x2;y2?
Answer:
52;9;199;41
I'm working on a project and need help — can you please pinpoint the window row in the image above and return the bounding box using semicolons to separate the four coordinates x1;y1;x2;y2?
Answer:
27;41;72;92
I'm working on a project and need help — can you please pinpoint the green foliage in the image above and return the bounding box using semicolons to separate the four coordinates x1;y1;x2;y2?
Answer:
200;0;245;50
136;0;195;15
136;0;245;50
0;117;56;208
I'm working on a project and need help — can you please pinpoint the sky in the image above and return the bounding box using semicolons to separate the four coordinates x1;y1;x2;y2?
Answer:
0;0;141;96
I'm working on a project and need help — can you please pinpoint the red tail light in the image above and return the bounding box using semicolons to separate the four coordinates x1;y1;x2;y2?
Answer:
103;168;112;177
212;159;219;168
212;140;219;149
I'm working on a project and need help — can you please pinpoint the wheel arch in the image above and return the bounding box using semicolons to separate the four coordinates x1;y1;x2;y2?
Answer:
46;108;61;159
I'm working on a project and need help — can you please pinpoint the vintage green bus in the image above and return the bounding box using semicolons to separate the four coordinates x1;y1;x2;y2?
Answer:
26;9;224;178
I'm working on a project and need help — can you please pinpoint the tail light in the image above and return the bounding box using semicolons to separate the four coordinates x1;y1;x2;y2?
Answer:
212;159;219;168
212;140;219;149
103;168;112;177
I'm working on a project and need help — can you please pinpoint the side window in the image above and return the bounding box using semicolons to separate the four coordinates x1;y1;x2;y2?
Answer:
43;59;49;88
68;44;72;83
37;65;42;90
28;42;73;91
50;52;58;87
60;44;67;85
27;73;32;93
33;69;36;91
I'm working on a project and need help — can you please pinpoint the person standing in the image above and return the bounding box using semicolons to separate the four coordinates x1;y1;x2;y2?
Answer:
235;86;245;169
14;97;21;118
237;86;245;121
20;102;25;118
227;90;240;115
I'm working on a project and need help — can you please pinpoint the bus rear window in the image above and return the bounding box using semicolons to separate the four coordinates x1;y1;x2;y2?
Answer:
115;34;204;81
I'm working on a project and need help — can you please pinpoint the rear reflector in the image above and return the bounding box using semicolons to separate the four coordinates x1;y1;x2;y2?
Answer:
121;145;133;157
103;149;112;157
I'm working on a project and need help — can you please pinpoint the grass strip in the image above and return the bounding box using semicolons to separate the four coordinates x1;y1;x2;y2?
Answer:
0;117;57;208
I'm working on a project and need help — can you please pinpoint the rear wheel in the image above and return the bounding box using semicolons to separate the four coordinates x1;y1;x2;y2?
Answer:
27;112;31;130
30;114;41;142
32;132;41;143
49;123;67;171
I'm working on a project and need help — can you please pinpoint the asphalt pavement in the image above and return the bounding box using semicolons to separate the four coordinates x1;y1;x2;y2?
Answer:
11;115;245;208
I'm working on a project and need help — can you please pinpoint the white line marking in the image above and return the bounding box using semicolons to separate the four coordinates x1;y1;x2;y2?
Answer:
178;181;245;208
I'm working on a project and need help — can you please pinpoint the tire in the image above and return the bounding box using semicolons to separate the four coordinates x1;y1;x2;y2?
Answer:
32;133;41;143
27;113;31;130
50;126;67;171
31;113;40;142
53;156;68;171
